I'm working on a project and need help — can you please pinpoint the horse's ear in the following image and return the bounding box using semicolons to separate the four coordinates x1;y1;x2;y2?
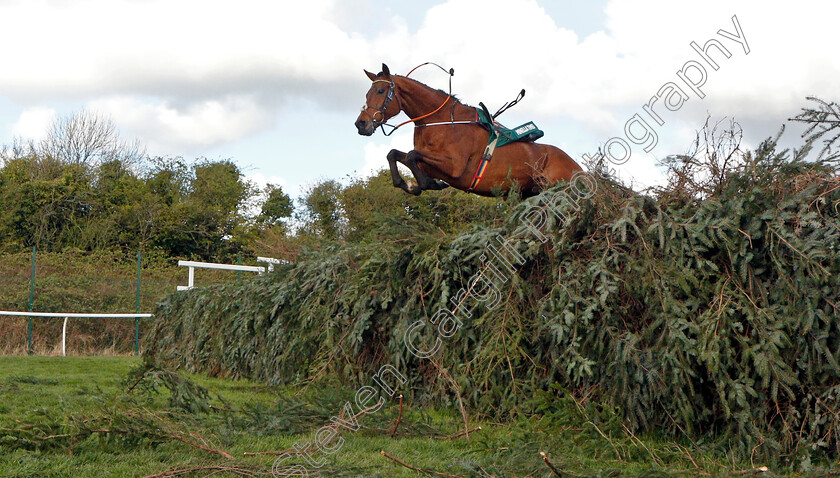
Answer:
381;63;390;76
364;69;377;81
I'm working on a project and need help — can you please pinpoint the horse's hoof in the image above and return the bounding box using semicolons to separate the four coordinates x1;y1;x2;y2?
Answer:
406;182;423;195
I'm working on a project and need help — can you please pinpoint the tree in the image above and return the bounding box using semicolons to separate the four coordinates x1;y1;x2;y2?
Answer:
299;179;344;240
0;111;274;258
189;159;250;215
145;156;190;206
791;96;840;163
0;157;94;250
259;184;294;226
339;170;507;242
38;110;145;167
147;159;254;260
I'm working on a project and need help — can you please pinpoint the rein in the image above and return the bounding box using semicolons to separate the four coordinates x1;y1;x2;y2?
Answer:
364;63;465;136
383;94;451;135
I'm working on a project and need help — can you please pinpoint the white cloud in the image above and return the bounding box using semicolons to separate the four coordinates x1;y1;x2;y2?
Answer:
360;132;413;178
402;0;840;122
87;95;275;153
1;0;839;189
0;0;370;96
11;107;56;141
248;173;288;191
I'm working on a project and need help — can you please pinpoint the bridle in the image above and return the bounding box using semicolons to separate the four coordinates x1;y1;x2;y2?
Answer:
359;77;399;133
360;63;458;136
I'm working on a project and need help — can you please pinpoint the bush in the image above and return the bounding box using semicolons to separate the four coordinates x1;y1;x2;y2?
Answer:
147;127;840;464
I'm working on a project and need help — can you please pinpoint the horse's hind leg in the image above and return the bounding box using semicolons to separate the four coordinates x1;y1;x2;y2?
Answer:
386;149;450;195
403;150;449;191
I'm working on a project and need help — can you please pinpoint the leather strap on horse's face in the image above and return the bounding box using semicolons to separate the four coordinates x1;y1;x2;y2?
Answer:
360;78;397;130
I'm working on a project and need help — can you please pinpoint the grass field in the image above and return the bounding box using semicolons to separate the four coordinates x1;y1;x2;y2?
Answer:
0;356;820;477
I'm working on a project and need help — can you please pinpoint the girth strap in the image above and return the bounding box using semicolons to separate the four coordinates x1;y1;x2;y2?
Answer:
468;134;500;191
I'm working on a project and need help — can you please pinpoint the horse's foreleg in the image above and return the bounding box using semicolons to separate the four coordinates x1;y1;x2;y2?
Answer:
386;149;422;195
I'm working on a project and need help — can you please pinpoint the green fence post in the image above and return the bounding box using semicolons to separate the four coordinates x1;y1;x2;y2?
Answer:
28;245;36;355
135;249;141;356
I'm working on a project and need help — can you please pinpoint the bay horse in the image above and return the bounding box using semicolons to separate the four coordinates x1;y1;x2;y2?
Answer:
355;64;582;197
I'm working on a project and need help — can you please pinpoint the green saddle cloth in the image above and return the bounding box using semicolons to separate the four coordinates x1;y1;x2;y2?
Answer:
475;107;545;148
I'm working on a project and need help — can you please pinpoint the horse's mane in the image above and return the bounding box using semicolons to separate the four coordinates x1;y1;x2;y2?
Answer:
392;74;472;108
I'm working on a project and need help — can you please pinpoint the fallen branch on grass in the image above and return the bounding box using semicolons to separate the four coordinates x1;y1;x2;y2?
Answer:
390;394;403;437
380;449;464;478
142;465;273;478
0;409;234;461
243;446;312;457
430;359;471;442
735;466;769;474
437;426;482;440
244;402;381;457
540;451;563;477
168;432;234;460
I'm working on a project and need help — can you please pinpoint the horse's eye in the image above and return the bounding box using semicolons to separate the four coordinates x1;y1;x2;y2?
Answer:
377;89;385;94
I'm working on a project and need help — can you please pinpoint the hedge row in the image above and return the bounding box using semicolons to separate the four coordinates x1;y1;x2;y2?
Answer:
148;137;840;461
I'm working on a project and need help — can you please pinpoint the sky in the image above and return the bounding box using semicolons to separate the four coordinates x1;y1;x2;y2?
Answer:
0;0;838;199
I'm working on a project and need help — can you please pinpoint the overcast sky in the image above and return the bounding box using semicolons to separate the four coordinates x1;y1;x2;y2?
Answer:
0;0;837;197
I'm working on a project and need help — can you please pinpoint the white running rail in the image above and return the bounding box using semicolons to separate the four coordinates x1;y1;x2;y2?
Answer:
256;256;288;272
0;311;153;356
176;260;265;291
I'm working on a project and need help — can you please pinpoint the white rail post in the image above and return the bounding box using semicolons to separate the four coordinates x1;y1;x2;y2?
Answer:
0;312;154;356
188;266;195;288
62;317;68;356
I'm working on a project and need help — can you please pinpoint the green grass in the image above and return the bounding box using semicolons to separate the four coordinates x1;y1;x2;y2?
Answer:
0;356;828;477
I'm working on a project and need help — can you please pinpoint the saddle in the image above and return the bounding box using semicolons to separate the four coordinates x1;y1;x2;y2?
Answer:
468;91;545;190
475;106;544;148
476;88;544;148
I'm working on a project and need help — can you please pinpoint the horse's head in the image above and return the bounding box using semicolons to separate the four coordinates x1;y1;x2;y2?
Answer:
355;63;401;136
